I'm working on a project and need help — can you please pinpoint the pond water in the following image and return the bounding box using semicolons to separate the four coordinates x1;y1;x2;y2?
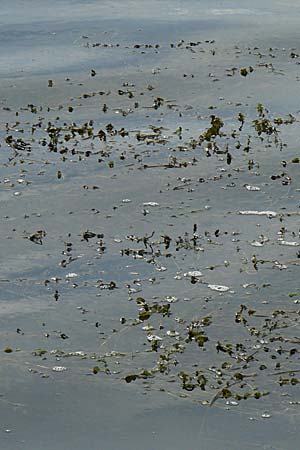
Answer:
1;1;300;449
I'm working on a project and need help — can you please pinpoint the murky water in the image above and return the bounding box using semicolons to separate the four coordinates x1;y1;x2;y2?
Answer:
1;1;300;449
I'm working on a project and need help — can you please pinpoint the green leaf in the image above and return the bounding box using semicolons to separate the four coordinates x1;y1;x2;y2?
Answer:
124;374;138;383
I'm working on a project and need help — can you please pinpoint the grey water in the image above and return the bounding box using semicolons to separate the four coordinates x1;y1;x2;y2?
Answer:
1;1;300;449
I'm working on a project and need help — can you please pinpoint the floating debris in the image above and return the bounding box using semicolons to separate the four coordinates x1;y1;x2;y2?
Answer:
245;185;261;191
238;210;277;218
165;296;178;303
147;333;162;342
2;33;300;416
278;240;299;247
207;284;230;292
4;347;13;353
166;330;180;337
226;400;239;406
28;230;46;245
251;236;269;247
143;202;160;207
185;270;203;278
273;262;288;270
52;366;67;372
251;241;265;247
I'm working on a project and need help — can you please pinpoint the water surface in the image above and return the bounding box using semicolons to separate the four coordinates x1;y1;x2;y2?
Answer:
1;1;300;449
